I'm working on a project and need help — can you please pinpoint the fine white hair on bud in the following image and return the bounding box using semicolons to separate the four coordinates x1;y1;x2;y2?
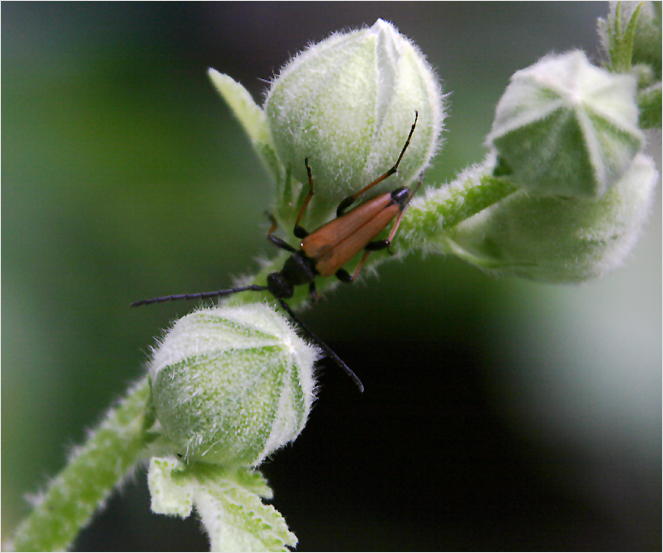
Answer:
488;50;644;199
264;18;446;228
148;303;320;467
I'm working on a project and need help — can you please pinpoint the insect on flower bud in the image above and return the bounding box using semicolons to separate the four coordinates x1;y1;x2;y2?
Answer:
264;19;446;228
149;303;319;466
488;51;644;199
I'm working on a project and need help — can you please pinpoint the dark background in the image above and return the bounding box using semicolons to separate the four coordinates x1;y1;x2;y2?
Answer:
4;3;661;551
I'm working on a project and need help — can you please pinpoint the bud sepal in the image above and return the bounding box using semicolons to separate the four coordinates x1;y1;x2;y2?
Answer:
598;1;662;79
148;456;297;551
208;70;284;186
264;19;446;229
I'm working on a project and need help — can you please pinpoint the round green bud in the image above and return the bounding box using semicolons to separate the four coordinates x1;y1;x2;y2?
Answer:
149;303;319;466
264;19;446;228
440;152;658;282
488;51;644;199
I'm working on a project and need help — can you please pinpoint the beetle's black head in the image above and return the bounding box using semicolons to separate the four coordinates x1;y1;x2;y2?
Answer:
267;272;294;299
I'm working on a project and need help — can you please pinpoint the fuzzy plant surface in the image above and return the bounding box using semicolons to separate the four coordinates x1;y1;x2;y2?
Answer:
10;5;661;552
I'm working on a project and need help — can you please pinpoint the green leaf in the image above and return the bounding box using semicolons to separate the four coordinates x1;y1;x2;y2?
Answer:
148;458;297;552
607;2;644;72
255;141;285;189
622;3;644;68
208;69;284;183
200;481;297;552
609;2;625;70
148;457;193;517
208;69;273;147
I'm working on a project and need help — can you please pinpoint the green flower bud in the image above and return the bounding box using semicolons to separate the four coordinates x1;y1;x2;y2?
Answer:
264;19;446;228
439;152;658;282
149;303;319;466
488;51;644;199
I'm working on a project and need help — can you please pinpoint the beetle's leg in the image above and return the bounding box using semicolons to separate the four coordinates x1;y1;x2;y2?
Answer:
308;281;319;304
336;111;418;217
366;202;410;254
333;250;372;283
364;240;390;251
265;211;298;253
334;268;353;283
293;158;315;239
350;251;373;281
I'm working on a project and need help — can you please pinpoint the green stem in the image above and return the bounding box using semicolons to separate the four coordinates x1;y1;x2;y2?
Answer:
12;378;153;552
397;174;518;245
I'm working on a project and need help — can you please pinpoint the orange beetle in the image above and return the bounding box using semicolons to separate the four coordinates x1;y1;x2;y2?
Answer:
132;112;422;391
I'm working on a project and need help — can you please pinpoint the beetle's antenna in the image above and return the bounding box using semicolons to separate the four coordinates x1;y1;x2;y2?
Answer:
131;285;269;307
277;298;364;393
336;111;419;216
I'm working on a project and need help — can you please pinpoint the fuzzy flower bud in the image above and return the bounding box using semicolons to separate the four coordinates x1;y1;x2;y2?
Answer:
439;152;658;282
488;51;644;199
264;19;446;227
149;303;319;466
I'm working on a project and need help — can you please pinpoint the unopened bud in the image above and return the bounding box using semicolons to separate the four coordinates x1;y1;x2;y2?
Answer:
488;51;644;199
264;19;446;228
149;303;319;466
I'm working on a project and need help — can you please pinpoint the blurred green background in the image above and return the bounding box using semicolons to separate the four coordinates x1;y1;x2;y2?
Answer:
4;3;660;550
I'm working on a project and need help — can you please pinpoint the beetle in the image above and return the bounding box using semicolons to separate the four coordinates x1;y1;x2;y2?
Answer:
132;112;422;391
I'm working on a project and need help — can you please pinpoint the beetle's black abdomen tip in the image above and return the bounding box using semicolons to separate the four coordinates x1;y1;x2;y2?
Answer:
390;186;411;208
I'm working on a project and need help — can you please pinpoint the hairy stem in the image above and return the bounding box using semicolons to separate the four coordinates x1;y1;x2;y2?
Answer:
392;174;518;248
12;379;153;552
